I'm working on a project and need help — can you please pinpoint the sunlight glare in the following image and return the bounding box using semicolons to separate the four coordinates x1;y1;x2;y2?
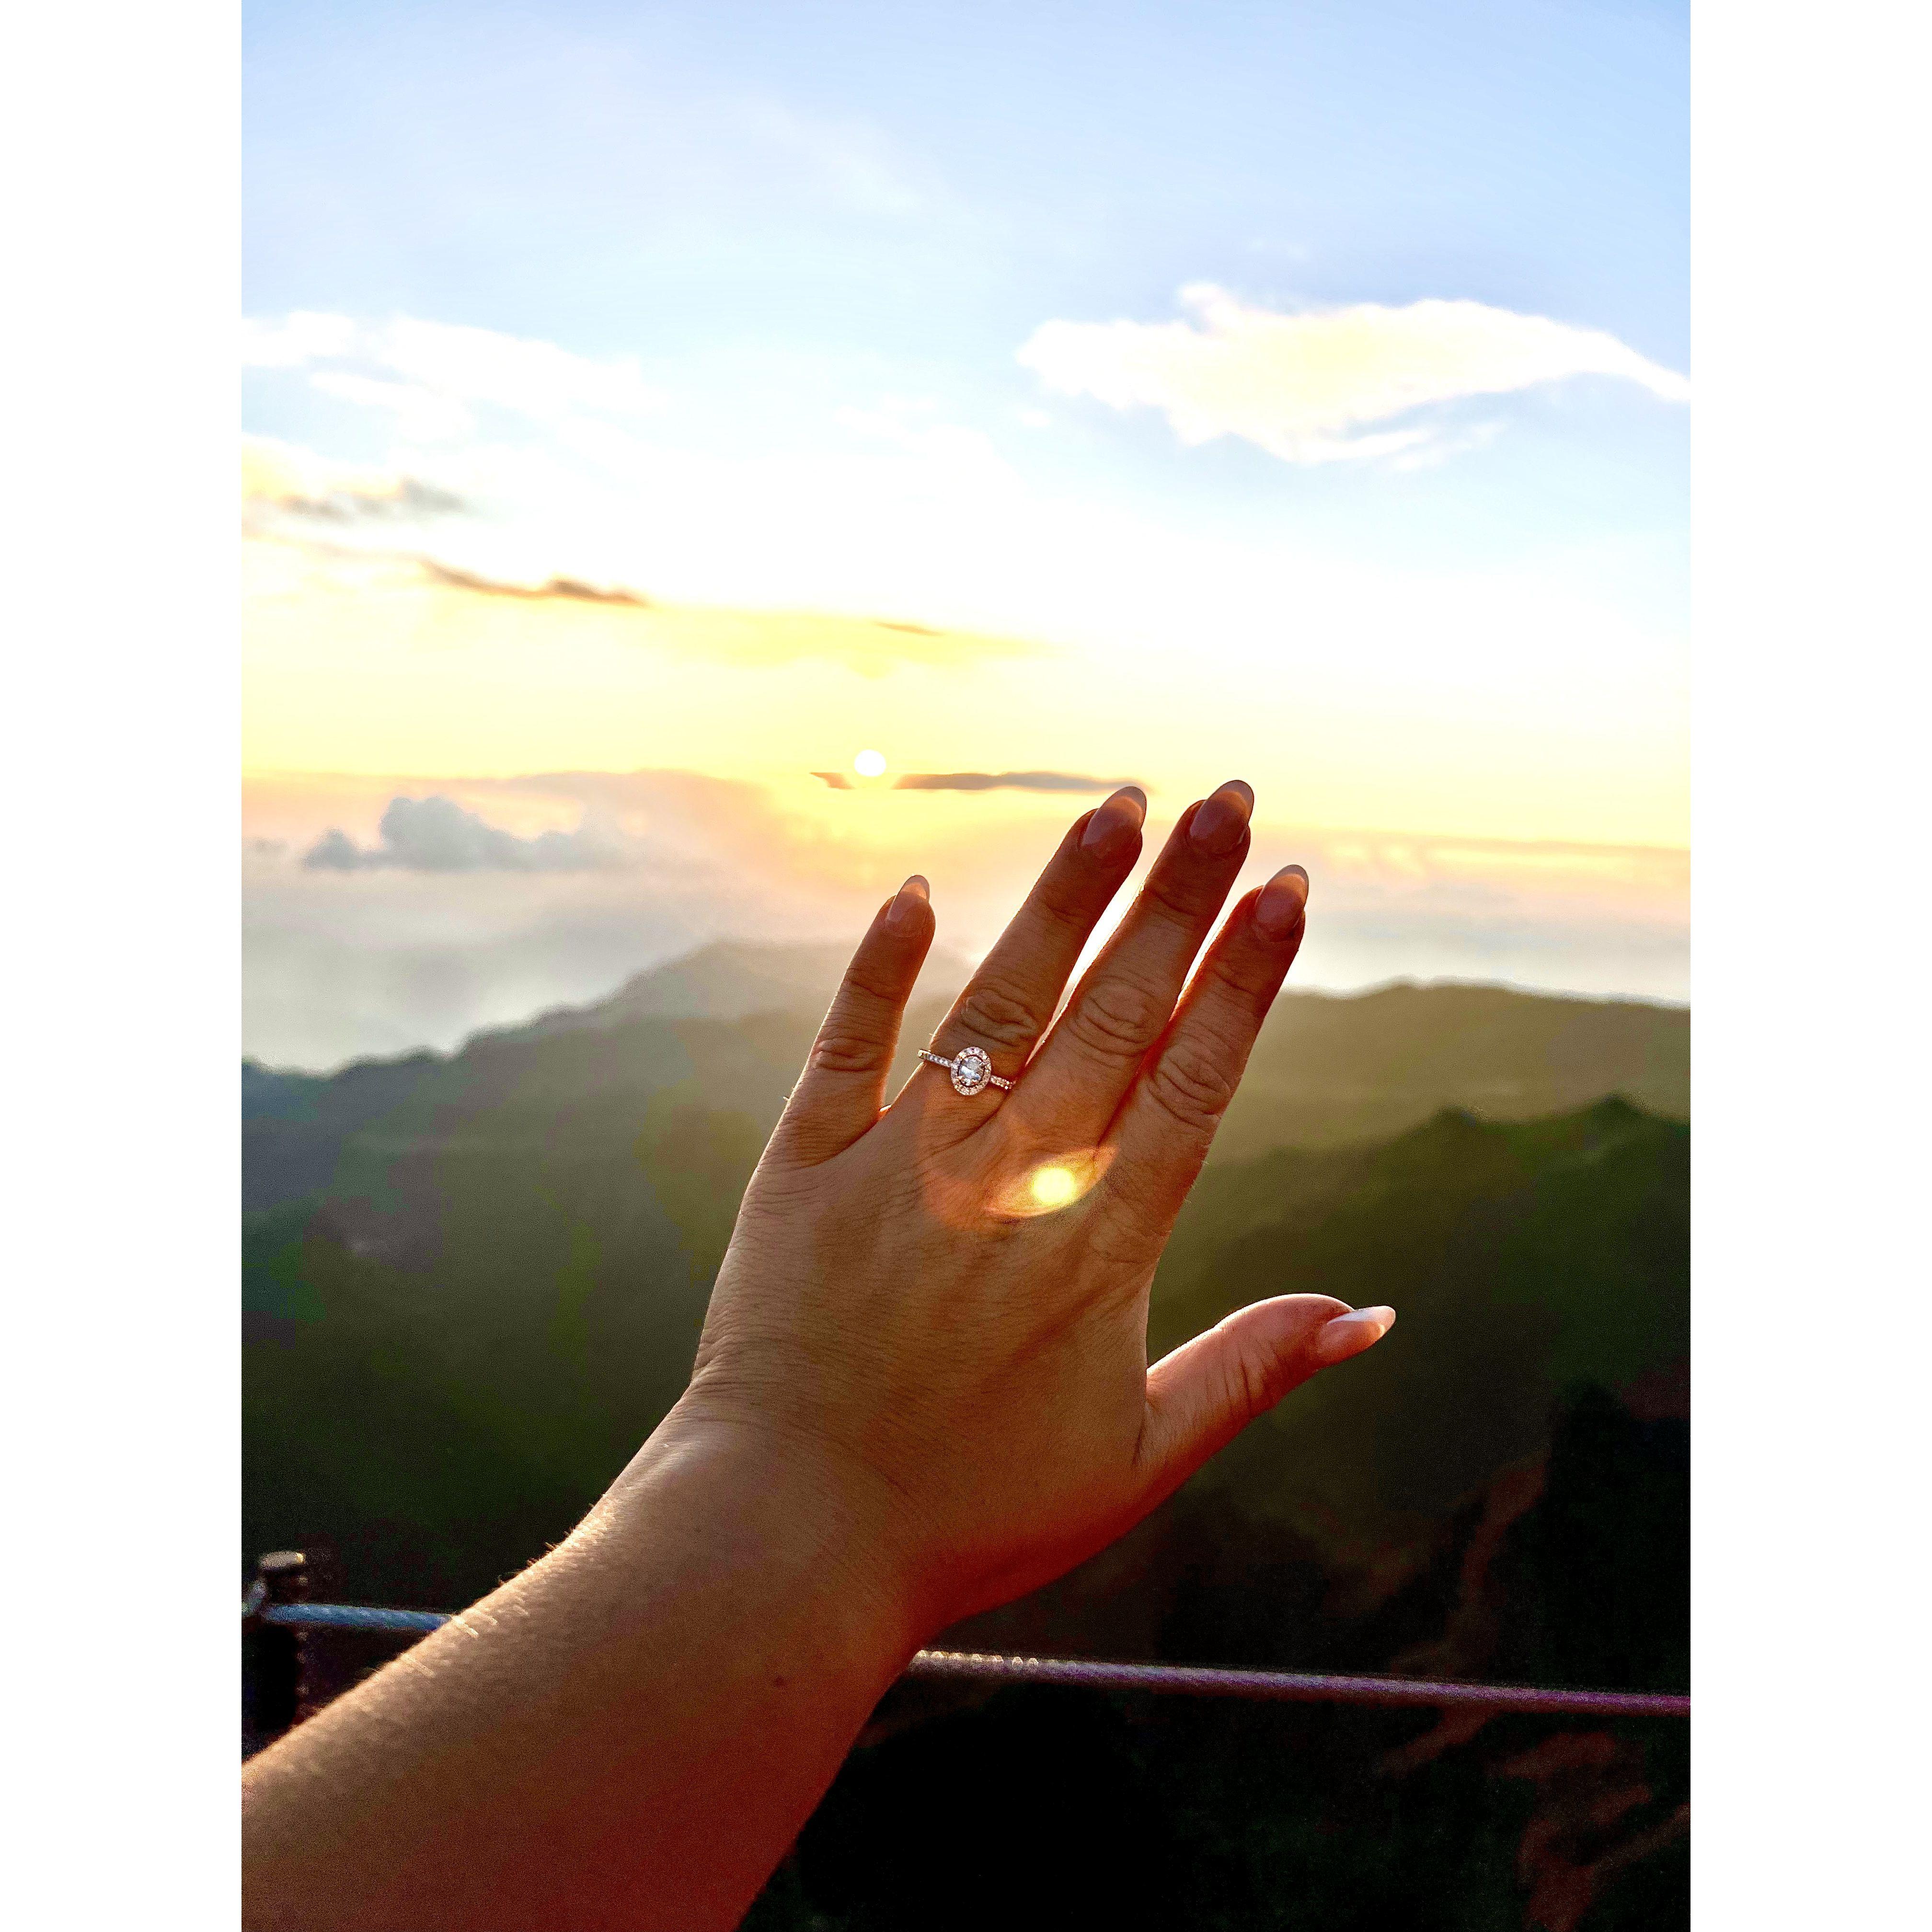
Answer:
1030;1165;1079;1208
853;748;888;778
983;1148;1114;1221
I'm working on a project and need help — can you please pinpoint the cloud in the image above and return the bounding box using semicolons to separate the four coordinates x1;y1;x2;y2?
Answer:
308;372;473;444
244;311;663;438
248;767;1689;1069
417;560;651;607
891;770;1143;793
810;769;1137;793
1018;284;1691;464
242;436;468;522
303;795;636;873
247;515;1047;674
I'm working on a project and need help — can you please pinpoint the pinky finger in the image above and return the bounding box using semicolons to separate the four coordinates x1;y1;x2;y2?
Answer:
772;876;934;1163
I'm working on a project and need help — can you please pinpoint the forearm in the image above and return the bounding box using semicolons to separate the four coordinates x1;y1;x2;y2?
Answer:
242;1412;920;1932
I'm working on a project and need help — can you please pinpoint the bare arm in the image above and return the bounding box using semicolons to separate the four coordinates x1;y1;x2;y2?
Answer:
241;782;1394;1931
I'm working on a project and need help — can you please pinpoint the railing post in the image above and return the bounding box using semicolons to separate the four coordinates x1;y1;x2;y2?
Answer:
242;1550;310;1757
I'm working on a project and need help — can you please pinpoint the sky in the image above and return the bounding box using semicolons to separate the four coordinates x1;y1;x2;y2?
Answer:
242;0;1689;1068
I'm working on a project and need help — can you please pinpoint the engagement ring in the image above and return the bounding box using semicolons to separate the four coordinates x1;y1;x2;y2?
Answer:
918;1045;1014;1098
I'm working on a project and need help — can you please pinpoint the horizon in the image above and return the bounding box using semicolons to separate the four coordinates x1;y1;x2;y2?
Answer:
243;0;1687;1067
245;926;1690;1079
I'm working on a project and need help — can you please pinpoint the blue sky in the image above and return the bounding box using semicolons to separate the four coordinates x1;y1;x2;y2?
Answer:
241;1;1689;1064
244;0;1686;569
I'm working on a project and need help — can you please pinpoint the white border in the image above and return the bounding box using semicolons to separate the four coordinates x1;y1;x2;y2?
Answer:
9;2;1931;1921
2;2;238;1921
1695;1;1930;1922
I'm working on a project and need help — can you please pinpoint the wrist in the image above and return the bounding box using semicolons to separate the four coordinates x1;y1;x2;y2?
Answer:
591;1397;931;1675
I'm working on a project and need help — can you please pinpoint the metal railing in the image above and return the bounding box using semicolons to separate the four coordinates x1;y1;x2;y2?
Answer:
241;1549;1690;1753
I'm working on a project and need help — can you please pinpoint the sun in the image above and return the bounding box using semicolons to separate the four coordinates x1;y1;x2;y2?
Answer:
853;748;888;778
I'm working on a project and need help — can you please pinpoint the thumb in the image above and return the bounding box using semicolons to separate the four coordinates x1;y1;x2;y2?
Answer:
1135;1296;1396;1509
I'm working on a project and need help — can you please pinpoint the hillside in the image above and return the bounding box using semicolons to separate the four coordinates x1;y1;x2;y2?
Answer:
246;1081;1686;1604
244;943;1688;1216
243;956;1689;1930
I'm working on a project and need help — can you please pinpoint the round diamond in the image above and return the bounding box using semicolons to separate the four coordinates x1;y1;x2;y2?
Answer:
950;1046;992;1096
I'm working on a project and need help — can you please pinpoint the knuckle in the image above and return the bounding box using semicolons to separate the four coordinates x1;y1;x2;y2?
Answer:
1068;976;1169;1063
1143;1043;1236;1136
840;966;902;1012
1202;946;1280;1011
807;1029;888;1076
1141;867;1215;932
1032;882;1095;940
955;977;1048;1051
1228;1338;1276;1423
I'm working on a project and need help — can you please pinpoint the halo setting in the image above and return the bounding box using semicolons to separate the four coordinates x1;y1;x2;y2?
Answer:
916;1044;1014;1097
949;1045;993;1097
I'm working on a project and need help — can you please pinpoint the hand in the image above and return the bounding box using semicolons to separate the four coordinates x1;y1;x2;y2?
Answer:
240;780;1399;1932
670;781;1395;1641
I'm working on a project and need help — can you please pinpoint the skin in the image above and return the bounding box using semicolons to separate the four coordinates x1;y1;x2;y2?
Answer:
242;781;1395;1931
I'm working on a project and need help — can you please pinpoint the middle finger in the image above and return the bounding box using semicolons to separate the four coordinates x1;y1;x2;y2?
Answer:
1010;779;1254;1140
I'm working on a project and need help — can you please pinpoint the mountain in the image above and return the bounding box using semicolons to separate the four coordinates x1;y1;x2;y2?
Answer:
246;1071;1686;1609
242;953;1689;1929
243;942;1688;1215
480;938;977;1043
1207;979;1686;1161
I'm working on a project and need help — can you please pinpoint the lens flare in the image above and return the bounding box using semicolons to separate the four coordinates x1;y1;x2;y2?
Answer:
1030;1165;1079;1208
984;1147;1115;1221
853;748;888;778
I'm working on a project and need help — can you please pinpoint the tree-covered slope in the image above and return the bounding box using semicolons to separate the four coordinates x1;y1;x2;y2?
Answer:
242;966;1690;1930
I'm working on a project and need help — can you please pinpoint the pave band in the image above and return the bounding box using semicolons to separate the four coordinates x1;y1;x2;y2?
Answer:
918;1045;1015;1098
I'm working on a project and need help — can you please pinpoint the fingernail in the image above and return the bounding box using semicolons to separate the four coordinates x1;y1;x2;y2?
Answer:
1081;785;1148;857
1311;1305;1395;1366
886;874;930;934
1188;780;1254;857
1254;864;1310;938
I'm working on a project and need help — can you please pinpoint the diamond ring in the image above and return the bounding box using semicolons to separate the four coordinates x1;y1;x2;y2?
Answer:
918;1045;1015;1097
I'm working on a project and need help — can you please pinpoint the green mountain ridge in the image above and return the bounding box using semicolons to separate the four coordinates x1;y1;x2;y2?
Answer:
244;948;1688;1215
242;954;1689;1929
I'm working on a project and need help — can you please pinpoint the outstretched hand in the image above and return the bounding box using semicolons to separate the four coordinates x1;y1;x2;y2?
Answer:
671;780;1393;1639
242;781;1395;1932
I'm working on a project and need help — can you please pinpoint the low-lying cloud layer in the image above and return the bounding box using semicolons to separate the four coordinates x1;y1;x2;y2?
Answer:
304;795;636;874
1020;285;1691;465
248;767;1689;1070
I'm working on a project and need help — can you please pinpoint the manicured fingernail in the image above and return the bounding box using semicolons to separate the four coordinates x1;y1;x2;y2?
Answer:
1311;1305;1395;1366
1188;780;1254;857
886;874;930;933
1254;864;1310;938
1081;785;1148;857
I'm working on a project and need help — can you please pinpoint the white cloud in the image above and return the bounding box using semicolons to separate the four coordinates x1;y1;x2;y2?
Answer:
1018;284;1691;464
309;371;473;443
243;310;663;439
376;317;661;420
303;794;638;874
